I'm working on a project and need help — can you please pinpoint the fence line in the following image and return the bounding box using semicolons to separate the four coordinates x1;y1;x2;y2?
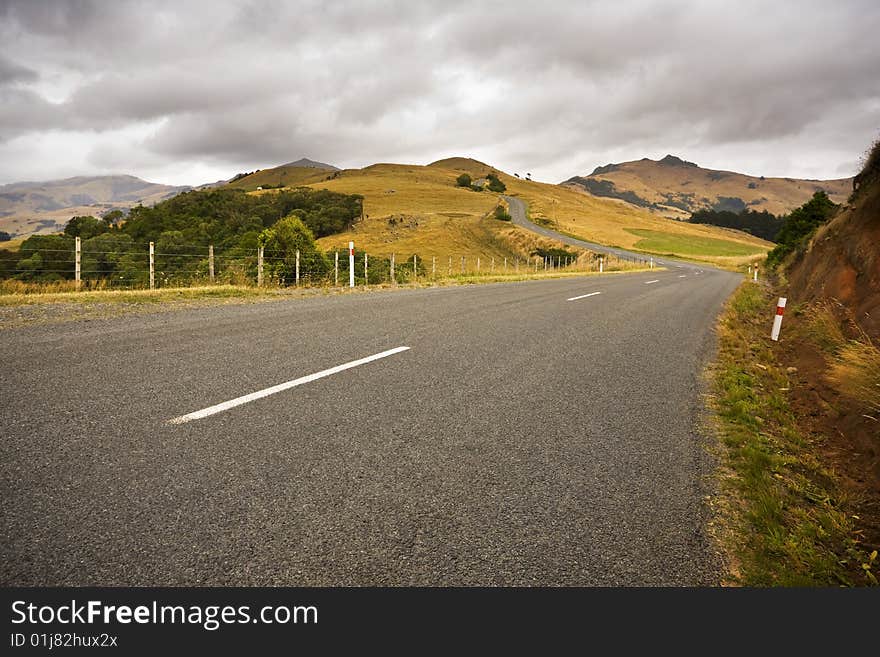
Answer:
4;241;653;291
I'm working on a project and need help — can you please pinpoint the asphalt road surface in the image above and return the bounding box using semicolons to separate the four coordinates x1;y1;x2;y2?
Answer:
1;262;740;586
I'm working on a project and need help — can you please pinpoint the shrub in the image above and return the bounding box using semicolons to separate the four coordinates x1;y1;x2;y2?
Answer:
456;173;472;188
258;213;329;285
486;173;506;193
493;206;511;221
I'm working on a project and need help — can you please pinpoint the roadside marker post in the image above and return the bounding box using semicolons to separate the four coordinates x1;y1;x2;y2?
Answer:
295;249;300;286
208;244;214;283
334;251;339;286
771;297;787;341
391;253;396;283
413;254;418;281
599;257;604;274
75;236;81;290
150;241;155;290
349;241;355;288
364;252;368;285
754;266;759;282
432;256;436;278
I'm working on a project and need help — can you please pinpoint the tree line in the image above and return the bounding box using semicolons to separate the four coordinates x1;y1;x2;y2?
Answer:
0;187;364;282
687;207;784;241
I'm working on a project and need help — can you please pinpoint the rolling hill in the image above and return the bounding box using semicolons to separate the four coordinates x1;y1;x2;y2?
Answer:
269;156;774;266
225;158;339;191
563;155;852;220
0;175;189;238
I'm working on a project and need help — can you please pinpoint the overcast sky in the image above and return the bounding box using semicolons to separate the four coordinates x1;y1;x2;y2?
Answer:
1;0;878;186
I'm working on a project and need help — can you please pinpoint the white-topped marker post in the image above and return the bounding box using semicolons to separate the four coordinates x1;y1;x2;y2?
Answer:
771;297;787;341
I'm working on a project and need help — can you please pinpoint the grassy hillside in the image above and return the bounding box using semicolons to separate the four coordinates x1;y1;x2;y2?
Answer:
302;162;520;258
226;165;336;191
240;157;772;266
502;172;771;266
564;155;851;219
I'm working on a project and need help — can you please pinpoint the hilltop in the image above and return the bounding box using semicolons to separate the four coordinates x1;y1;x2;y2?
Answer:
225;158;339;191
0;175;189;238
563;155;851;220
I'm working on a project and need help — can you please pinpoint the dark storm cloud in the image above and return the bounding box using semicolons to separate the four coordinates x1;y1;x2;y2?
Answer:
0;0;877;184
0;55;37;85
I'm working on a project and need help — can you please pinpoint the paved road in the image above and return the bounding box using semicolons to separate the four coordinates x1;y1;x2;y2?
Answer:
503;195;696;270
1;266;739;586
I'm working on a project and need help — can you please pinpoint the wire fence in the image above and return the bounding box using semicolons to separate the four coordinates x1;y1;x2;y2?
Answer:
3;240;656;292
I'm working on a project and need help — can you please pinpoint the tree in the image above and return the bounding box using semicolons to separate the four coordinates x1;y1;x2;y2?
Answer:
486;173;506;193
102;209;125;225
0;231;11;242
766;191;838;266
15;234;75;280
258;213;329;285
64;215;110;239
456;173;472;188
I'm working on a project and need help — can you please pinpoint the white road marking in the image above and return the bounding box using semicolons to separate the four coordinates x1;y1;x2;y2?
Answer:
567;291;602;301
678;274;687;278
168;346;411;424
645;279;660;284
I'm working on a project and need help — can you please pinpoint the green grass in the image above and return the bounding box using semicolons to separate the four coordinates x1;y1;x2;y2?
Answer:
626;228;766;257
711;282;874;585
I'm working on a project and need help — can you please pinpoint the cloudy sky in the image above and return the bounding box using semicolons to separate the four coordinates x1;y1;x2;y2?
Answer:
1;0;878;186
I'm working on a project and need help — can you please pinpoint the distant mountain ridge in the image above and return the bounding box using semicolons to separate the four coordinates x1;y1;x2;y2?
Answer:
563;155;852;219
0;175;190;238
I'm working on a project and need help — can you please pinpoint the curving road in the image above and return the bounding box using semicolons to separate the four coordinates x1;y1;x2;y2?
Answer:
503;195;699;271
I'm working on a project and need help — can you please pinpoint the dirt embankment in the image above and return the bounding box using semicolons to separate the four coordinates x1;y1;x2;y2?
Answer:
786;144;880;339
780;142;880;566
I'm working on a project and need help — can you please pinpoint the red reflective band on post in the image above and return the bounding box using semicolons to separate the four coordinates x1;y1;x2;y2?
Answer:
350;248;354;256
776;306;785;315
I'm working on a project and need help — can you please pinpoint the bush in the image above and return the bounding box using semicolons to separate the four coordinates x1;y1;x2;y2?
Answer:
456;173;472;188
493;206;511;221
531;246;573;259
258;214;329;285
486;173;506;193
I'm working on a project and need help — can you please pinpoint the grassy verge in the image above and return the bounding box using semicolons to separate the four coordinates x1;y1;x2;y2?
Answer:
0;268;656;308
0;284;284;306
711;282;876;585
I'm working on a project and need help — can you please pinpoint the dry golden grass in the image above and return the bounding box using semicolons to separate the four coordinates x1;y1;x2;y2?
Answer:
231;165;331;191
244;158;772;266
0;235;27;251
0;284;281;307
828;340;880;416
502;174;771;266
